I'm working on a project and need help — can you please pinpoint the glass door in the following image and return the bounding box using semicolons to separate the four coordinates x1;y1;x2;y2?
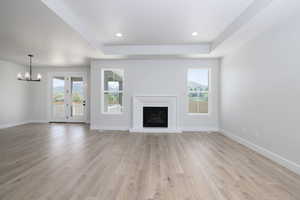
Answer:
70;76;86;121
51;73;87;122
52;77;66;121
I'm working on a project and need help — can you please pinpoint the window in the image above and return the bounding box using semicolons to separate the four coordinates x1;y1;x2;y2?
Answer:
101;69;124;114
187;68;210;114
52;77;65;119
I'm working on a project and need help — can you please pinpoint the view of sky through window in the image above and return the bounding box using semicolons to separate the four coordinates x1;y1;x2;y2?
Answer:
188;69;209;86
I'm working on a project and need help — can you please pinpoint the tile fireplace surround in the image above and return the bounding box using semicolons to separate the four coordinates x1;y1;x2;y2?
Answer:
130;95;181;133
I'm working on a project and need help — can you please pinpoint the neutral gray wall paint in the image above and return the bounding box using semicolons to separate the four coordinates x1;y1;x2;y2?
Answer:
91;59;220;131
0;60;30;128
220;13;300;166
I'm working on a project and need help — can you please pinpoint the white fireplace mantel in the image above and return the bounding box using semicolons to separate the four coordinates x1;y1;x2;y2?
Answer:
130;95;181;133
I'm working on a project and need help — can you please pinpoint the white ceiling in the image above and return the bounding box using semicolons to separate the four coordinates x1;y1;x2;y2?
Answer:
0;0;298;66
52;0;254;45
0;0;101;67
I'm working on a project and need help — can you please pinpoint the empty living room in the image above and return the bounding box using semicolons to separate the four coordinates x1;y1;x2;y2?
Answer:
1;0;300;199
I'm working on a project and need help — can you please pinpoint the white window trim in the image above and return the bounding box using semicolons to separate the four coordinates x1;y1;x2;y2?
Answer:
101;68;124;115
187;67;211;116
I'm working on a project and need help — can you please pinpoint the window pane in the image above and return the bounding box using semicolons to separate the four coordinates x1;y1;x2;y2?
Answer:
188;68;209;114
104;92;123;113
104;70;123;91
71;77;84;117
188;69;209;92
52;77;65;118
188;92;208;113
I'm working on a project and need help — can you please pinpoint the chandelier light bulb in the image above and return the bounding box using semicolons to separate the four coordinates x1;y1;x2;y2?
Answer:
37;73;42;80
115;32;123;37
192;32;198;36
17;73;23;79
25;72;30;79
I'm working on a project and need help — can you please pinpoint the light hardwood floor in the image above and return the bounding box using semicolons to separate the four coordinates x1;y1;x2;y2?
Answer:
0;123;300;200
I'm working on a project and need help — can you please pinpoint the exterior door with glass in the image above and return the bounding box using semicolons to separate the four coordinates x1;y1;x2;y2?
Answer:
51;73;87;122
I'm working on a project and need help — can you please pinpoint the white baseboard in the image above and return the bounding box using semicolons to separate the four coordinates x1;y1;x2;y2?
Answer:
129;128;182;133
0;120;87;130
90;125;130;131
182;127;219;132
0;120;50;130
91;125;219;133
220;129;300;176
27;120;49;123
0;121;29;129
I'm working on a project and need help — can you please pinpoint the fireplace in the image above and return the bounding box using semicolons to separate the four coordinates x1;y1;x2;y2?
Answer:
131;95;180;133
143;107;168;128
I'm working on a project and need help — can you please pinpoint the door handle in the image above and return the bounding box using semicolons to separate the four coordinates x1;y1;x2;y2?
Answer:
83;100;86;106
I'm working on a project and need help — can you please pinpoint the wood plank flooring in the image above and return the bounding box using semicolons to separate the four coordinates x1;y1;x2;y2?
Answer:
0;123;300;200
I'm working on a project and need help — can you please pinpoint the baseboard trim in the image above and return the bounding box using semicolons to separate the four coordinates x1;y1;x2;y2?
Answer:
0;121;29;129
27;120;49;123
220;129;300;176
90;126;130;131
182;127;219;132
129;128;182;133
90;125;219;133
0;120;51;130
0;120;89;130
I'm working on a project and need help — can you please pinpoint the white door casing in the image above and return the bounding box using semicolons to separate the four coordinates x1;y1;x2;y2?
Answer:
48;72;88;122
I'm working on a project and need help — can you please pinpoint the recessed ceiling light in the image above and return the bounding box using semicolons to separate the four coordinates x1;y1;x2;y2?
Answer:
192;32;198;36
115;33;123;37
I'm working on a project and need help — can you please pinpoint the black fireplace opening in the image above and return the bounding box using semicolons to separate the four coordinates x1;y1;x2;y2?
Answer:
143;107;168;128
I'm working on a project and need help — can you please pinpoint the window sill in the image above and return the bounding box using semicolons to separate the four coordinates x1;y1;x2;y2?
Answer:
101;112;124;115
187;113;210;116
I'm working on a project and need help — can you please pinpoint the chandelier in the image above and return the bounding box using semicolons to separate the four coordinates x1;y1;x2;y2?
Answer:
17;54;42;81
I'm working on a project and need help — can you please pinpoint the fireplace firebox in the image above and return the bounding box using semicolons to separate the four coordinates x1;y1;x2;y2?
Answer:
143;107;168;128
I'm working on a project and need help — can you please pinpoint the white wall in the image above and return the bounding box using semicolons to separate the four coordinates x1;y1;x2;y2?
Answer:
0;60;30;128
91;59;220;131
220;13;300;173
30;66;90;122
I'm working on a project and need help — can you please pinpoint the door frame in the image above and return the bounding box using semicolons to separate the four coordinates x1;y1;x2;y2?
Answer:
48;72;88;123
